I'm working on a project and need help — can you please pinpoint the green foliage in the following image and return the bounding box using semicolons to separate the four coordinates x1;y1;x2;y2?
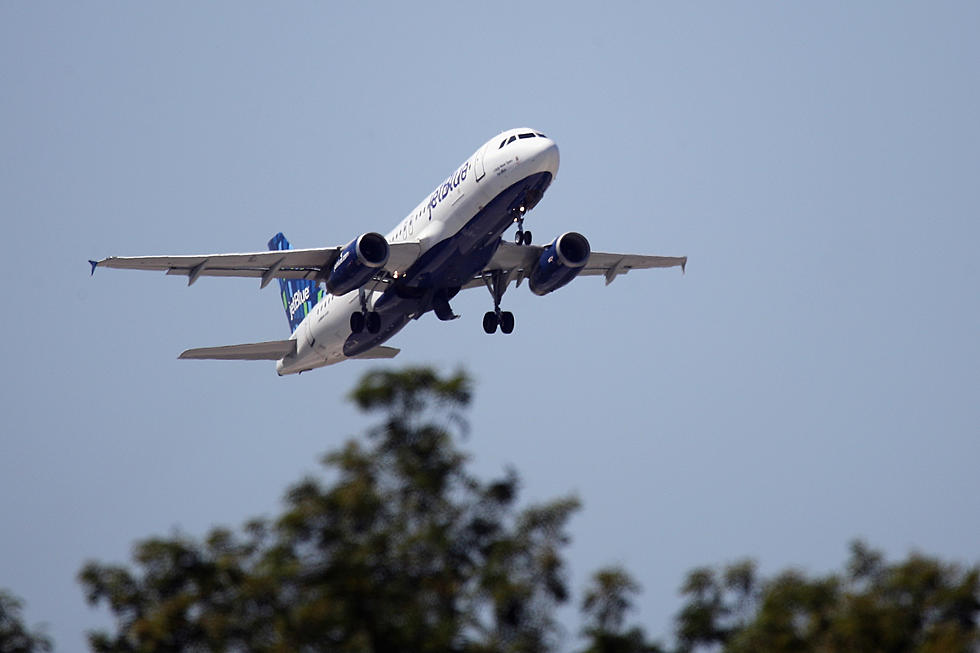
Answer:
0;590;52;653
579;568;663;653
674;542;980;653
675;560;759;652
582;567;640;634
75;365;980;652
79;367;578;652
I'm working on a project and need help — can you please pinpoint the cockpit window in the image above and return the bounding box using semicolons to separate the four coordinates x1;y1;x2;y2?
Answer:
499;132;544;149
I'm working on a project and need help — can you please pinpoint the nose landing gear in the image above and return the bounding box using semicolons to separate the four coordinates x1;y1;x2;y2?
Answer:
513;207;532;246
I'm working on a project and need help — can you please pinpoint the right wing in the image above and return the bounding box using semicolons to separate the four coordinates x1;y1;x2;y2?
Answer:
90;242;422;288
579;251;688;284
462;241;687;290
179;339;296;361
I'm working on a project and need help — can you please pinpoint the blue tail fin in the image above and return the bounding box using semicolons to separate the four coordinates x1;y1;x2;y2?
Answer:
269;232;324;333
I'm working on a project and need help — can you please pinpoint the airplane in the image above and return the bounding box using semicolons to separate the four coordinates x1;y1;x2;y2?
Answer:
90;128;687;375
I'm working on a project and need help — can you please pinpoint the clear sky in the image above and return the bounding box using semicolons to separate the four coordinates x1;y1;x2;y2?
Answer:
2;3;978;650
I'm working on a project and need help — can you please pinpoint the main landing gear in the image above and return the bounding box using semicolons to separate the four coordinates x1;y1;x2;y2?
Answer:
350;288;382;334
482;270;515;334
513;207;532;246
483;309;514;334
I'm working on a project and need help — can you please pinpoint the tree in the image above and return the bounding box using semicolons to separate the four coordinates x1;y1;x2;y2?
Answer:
674;559;759;652
673;542;980;653
76;365;980;652
579;567;663;653
0;589;52;653
79;367;580;652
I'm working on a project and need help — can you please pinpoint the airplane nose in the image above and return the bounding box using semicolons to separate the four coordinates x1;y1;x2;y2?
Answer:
534;139;560;178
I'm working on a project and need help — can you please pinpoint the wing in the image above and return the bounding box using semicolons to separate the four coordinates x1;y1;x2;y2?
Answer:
463;241;686;290
179;339;297;360
90;242;422;288
581;251;688;284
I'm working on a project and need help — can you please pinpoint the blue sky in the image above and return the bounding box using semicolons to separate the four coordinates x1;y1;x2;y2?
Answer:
2;3;978;650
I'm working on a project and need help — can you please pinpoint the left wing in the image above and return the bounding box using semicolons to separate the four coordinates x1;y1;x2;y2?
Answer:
90;242;422;288
463;241;686;290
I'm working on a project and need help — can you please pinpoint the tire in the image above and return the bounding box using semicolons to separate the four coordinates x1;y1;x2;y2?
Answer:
350;312;365;333
483;311;498;334
366;311;381;334
500;311;515;334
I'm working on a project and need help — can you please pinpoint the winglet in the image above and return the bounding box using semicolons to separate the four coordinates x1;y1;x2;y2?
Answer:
681;257;687;274
89;260;99;276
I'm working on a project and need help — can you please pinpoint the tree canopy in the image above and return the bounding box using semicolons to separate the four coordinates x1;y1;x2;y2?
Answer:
0;589;52;653
76;366;979;653
79;368;581;652
674;541;980;653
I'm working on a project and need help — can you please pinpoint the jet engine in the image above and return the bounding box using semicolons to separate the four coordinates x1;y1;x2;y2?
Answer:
528;231;591;296
326;232;390;295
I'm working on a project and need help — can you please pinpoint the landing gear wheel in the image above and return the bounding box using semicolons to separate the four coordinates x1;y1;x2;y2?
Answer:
482;271;518;335
366;311;381;334
483;311;498;334
350;312;365;334
514;208;532;246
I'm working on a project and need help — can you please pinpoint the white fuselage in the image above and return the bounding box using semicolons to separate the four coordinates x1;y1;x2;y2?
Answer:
277;129;559;375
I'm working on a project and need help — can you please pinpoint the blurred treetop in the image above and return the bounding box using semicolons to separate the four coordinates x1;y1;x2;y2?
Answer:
76;366;978;653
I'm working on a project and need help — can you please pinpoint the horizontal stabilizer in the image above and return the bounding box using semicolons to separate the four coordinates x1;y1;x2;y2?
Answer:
179;339;296;361
351;345;401;360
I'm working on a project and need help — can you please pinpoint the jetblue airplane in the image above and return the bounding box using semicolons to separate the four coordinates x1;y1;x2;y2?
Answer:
90;128;686;375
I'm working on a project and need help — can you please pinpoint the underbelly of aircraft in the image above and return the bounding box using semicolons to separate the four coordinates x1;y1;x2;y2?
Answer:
341;171;553;357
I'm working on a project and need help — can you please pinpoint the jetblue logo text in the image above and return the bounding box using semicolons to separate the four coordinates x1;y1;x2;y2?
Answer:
428;161;469;217
289;286;311;318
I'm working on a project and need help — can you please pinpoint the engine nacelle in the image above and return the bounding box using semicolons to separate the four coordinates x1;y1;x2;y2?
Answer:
326;232;390;295
528;231;591;296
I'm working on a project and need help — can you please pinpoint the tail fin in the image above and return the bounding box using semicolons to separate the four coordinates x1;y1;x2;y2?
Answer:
268;232;324;333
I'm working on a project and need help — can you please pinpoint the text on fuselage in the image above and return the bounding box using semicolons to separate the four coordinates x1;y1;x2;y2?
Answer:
428;161;469;217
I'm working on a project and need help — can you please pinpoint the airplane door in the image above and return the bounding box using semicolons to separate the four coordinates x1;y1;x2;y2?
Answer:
473;144;487;182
